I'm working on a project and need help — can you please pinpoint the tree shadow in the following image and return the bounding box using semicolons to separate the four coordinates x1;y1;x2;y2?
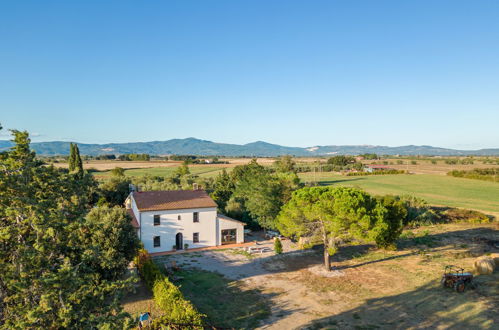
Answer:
300;275;499;329
153;226;498;328
174;268;303;329
154;227;498;281
317;178;365;186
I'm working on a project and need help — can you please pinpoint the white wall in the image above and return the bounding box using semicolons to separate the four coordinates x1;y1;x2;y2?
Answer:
217;217;245;245
138;206;218;253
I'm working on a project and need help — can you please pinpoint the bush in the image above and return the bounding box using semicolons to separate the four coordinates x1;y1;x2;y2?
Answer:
399;195;440;226
442;208;490;224
274;237;283;254
135;249;204;326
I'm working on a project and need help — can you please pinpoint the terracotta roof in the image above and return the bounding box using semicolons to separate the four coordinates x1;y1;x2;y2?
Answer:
132;190;217;212
217;214;246;225
127;209;140;228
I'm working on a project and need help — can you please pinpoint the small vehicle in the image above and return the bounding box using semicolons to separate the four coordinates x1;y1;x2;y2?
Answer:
441;265;474;293
265;230;281;240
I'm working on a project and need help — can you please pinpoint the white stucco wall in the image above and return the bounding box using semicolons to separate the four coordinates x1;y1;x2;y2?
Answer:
138;206;218;253
217;217;245;244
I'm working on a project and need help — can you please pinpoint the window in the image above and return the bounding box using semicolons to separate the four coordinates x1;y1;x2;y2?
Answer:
153;236;161;247
153;215;160;226
193;212;199;223
221;229;237;245
177;215;181;220
193;232;199;243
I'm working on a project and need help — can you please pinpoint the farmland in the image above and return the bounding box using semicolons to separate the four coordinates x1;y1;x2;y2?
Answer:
298;173;499;215
52;157;499;216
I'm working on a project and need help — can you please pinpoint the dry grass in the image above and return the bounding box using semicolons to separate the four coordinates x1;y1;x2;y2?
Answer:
261;223;499;329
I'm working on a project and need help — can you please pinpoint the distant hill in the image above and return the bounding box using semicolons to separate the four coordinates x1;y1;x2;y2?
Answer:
0;137;498;156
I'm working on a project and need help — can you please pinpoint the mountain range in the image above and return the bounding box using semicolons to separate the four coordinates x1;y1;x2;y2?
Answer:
0;138;498;156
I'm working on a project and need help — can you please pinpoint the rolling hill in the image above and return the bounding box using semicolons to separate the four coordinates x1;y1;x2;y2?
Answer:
0;138;498;156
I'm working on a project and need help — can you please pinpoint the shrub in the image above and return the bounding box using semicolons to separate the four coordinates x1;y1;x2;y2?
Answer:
274;237;283;254
136;250;204;326
399;195;439;226
442;208;490;224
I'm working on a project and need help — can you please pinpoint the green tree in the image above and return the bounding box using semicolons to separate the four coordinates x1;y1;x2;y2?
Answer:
74;144;83;173
277;186;385;271
68;142;76;171
274;155;296;173
111;166;125;177
327;155;356;167
83;206;140;280
232;160;283;229
68;143;83;174
99;176;132;206
175;162;190;177
0;129;136;328
372;196;407;248
211;169;235;211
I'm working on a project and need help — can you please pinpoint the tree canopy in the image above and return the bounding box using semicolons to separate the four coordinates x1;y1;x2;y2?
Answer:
0;128;139;327
211;159;301;230
277;186;404;270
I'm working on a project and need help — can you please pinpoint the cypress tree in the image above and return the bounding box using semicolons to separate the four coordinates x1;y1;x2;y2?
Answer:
68;143;75;172
74;144;83;174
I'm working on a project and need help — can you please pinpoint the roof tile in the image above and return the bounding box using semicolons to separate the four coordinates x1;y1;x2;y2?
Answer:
132;190;217;211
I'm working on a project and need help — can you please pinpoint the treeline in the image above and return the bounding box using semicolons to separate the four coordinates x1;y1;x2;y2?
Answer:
444;158;474;165
448;168;499;182
346;169;406;176
295;155;364;173
170;155;228;164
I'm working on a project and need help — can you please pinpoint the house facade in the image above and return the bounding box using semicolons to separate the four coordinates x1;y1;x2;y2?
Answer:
126;190;245;253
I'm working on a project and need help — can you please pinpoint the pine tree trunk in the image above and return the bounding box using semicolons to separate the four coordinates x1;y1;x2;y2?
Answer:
324;249;331;271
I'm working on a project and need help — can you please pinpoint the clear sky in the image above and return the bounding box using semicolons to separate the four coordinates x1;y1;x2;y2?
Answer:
1;1;498;149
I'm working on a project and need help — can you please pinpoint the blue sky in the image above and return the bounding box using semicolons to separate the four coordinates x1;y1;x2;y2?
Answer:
1;1;498;149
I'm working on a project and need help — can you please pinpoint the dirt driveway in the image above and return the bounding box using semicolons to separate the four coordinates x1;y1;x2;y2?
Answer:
153;224;499;329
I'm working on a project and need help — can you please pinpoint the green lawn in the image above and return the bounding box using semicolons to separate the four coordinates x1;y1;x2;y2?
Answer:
298;173;499;215
95;166;227;179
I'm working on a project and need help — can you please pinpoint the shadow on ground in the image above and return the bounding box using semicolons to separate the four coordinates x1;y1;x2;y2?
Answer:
154;227;498;281
175;268;302;329
301;274;499;330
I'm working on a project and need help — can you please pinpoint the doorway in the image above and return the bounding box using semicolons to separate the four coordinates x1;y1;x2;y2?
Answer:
175;232;183;250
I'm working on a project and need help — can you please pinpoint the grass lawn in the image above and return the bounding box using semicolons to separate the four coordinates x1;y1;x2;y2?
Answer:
298;173;499;215
175;269;271;329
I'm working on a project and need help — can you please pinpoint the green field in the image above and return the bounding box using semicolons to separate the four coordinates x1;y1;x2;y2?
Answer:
95;165;499;216
95;166;227;179
298;173;499;215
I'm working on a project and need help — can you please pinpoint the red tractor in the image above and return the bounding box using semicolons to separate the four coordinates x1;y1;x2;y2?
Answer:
441;265;474;293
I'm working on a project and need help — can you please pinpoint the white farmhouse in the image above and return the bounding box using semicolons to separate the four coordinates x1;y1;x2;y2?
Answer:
125;190;245;253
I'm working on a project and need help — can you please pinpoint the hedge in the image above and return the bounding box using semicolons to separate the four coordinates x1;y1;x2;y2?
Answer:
346;170;406;176
447;168;499;182
135;249;204;327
